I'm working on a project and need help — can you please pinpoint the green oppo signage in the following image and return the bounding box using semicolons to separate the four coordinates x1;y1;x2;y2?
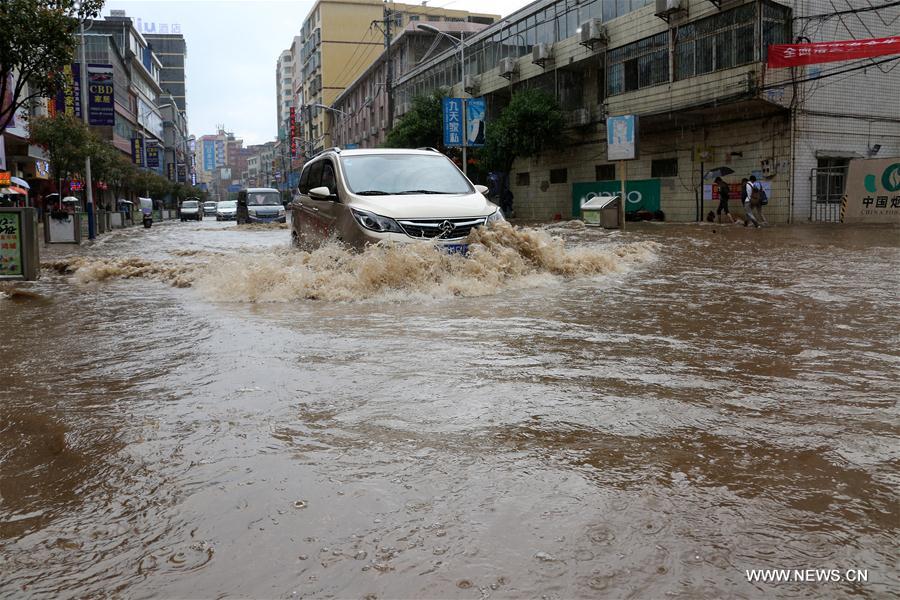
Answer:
572;179;661;218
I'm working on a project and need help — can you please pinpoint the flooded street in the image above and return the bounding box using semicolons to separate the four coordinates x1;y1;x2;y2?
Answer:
1;220;898;599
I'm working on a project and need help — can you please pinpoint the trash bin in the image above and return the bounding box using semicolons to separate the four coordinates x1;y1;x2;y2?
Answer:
581;195;621;229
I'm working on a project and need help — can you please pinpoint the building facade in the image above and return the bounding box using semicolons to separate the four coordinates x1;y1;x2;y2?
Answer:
295;0;499;154
144;31;188;114
390;0;899;223
333;21;490;149
276;48;295;136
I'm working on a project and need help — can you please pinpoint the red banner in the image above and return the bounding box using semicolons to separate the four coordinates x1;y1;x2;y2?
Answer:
768;35;900;68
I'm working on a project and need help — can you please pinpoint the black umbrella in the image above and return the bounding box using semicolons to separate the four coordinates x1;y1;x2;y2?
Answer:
704;166;736;180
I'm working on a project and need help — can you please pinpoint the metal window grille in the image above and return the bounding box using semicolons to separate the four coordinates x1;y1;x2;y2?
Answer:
607;32;668;96
674;4;757;81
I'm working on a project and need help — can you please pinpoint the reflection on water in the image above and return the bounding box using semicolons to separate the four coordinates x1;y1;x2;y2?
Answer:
1;219;898;598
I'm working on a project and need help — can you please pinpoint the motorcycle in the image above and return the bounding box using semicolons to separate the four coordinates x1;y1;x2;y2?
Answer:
139;197;153;229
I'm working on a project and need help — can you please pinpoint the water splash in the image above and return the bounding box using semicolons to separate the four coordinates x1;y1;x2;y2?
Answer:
43;223;658;302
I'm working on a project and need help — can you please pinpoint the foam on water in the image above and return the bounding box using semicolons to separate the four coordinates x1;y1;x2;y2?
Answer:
44;223;658;302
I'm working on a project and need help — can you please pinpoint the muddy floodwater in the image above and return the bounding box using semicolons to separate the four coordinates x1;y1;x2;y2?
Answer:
1;219;898;599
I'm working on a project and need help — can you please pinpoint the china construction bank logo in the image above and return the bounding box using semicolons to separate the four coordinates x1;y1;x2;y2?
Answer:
864;162;900;193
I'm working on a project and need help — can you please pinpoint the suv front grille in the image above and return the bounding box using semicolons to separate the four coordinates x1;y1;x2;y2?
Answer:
397;217;486;240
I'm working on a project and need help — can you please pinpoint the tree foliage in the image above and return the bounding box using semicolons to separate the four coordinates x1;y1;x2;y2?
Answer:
483;89;565;173
0;0;105;133
27;113;92;183
383;89;447;150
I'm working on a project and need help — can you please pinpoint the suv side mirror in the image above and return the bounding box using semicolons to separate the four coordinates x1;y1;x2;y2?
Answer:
474;185;489;195
308;186;334;200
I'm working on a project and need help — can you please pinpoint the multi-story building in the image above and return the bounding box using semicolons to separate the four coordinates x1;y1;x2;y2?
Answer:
333;21;490;149
276;48;295;136
144;31;188;114
295;0;499;153
159;93;190;184
391;0;900;223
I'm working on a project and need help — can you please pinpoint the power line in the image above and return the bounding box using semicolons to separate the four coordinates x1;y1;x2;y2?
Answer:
762;55;900;89
794;0;900;19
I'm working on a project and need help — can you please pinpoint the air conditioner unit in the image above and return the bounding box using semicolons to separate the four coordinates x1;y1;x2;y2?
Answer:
572;108;590;126
499;57;517;79
464;74;479;94
579;19;608;48
655;0;685;19
532;43;552;67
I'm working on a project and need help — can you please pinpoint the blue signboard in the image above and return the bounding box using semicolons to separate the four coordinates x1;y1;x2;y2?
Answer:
442;98;463;147
145;141;160;168
466;97;486;147
86;64;115;126
131;137;145;167
202;141;215;171
227;184;241;193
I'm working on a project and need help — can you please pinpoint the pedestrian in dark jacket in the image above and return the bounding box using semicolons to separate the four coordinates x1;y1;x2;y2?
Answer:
715;177;735;223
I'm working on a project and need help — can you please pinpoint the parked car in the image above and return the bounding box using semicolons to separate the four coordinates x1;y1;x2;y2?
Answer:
180;199;202;221
216;200;237;221
202;200;217;216
236;188;286;224
290;148;502;252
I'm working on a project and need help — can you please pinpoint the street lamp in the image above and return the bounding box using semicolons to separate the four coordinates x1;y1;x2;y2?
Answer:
416;23;468;176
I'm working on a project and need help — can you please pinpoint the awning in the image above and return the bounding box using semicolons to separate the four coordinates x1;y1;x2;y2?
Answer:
0;186;28;195
10;176;30;189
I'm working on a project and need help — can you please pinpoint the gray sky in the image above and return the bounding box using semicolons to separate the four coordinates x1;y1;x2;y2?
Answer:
104;0;532;145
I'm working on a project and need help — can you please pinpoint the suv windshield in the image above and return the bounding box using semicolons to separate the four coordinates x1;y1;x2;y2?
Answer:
247;192;281;206
182;201;198;208
340;154;472;195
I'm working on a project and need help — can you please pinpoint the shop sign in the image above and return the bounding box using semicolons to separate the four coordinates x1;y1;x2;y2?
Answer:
703;182;772;201
842;158;900;223
146;141;160;168
131;137;145;167
290;107;297;158
70;180;83;191
177;164;187;182
572;179;661;216
0;212;23;277
86;64;115;126
0;171;10;186
442;98;463;147
35;161;50;179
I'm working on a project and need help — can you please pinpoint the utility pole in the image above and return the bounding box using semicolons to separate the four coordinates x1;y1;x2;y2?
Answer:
384;0;393;130
78;17;95;239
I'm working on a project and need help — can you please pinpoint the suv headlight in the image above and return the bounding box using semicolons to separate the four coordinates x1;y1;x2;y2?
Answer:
350;208;403;233
485;209;505;226
278;207;286;215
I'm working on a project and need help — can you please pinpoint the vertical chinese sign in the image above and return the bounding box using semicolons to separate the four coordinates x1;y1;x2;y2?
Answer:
290;107;297;159
0;212;23;278
442;98;463;147
131;137;145;166
86;64;115;125
145;141;160;168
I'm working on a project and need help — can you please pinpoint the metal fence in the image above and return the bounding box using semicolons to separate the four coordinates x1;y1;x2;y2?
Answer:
810;166;847;223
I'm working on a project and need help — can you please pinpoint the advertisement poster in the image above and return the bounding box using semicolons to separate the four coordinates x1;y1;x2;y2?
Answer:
842;158;900;223
55;64;83;118
86;64;115;126
466;98;486;147
0;212;23;278
167;163;175;180
203;140;216;171
177;164;187;182
768;35;900;68
607;115;638;161
572;179;661;216
131;137;145;166
145;141;160;168
442;98;463;147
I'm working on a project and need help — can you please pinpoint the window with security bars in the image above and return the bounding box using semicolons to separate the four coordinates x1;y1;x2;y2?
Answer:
595;164;616;180
607;32;669;96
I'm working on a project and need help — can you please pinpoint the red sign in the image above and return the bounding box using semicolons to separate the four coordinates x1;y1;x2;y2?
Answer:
290;106;297;159
768;35;900;68
0;171;10;186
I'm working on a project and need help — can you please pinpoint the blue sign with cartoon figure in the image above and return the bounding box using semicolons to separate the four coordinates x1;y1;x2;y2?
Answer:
466;98;486;147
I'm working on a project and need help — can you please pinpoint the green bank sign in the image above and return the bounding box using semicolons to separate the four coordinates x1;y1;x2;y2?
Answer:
572;179;661;218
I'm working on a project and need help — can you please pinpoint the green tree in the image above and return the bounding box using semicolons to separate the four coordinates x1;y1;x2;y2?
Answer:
384;89;447;150
28;113;92;187
483;88;565;173
91;143;135;208
0;0;104;133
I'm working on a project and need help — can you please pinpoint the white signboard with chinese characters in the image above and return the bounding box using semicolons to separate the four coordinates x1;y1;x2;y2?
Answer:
607;115;638;161
843;158;900;223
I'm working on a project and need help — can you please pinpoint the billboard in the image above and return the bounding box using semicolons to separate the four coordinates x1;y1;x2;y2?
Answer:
842;158;900;223
572;179;661;216
768;35;900;68
203;141;215;171
131;137;145;166
442;98;463;147
466;98;486;147
86;64;115;126
215;140;225;167
145;140;160;168
607;115;638;161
